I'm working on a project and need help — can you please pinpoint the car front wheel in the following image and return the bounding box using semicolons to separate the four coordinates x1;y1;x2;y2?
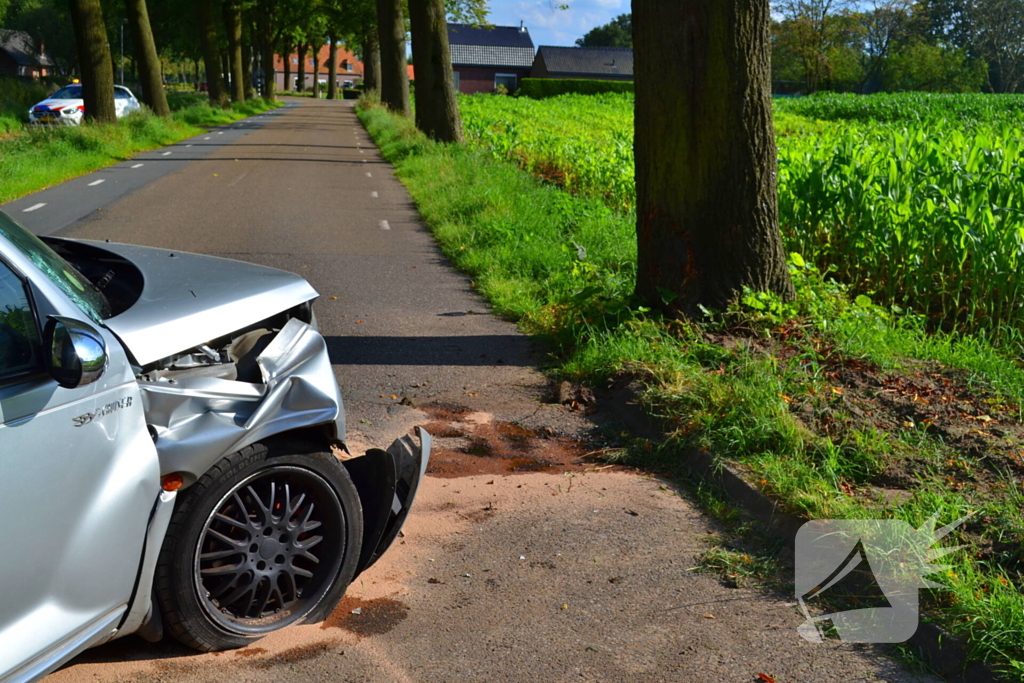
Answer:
155;443;363;651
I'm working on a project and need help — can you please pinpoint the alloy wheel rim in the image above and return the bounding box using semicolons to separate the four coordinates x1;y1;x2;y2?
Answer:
194;466;345;634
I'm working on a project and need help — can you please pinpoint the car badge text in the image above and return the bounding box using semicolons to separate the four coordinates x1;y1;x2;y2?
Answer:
73;396;133;427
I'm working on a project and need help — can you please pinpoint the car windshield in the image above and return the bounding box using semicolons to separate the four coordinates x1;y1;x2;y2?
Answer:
0;212;111;323
51;85;83;100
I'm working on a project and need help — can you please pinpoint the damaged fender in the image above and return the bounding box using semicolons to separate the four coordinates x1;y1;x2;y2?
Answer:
141;319;345;483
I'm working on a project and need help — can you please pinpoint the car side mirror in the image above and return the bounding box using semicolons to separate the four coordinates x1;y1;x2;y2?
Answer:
43;316;108;389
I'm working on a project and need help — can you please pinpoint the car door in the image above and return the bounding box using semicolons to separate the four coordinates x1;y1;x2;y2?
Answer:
0;256;160;682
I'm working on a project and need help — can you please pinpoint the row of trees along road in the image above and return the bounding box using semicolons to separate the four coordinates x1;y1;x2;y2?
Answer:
4;0;797;335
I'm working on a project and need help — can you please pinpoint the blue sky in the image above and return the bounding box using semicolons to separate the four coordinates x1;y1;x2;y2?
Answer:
485;0;629;49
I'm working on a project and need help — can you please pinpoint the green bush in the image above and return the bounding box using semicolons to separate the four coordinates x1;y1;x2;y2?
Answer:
517;78;634;99
0;77;58;126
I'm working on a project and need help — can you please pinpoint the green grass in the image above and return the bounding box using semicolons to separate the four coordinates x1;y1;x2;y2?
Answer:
358;98;1024;677
0;93;281;204
0;78;58;135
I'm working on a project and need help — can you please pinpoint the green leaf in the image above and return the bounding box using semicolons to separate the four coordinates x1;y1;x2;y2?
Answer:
855;294;872;309
743;294;766;311
789;252;806;268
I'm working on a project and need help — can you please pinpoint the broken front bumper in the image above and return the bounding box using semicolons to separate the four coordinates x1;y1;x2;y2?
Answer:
345;428;432;576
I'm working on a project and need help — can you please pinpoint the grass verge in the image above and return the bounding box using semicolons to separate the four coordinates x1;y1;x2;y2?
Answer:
358;99;1024;678
0;94;281;204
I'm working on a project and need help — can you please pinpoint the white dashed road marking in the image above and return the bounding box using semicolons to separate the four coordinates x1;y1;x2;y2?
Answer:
88;179;105;186
131;163;144;169
379;220;390;230
217;131;224;135
186;144;193;147
162;151;171;156
22;203;45;212
203;136;211;140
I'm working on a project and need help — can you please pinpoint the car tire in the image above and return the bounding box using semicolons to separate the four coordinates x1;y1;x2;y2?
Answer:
154;443;363;651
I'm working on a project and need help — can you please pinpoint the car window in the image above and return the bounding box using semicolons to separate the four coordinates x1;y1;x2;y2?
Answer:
0;212;111;323
51;85;83;99
114;88;132;100
0;261;41;380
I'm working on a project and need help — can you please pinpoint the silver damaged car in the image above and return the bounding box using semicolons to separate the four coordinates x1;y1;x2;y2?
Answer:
0;210;430;681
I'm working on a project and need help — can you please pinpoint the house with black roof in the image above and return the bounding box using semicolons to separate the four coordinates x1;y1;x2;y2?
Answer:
447;23;534;94
0;29;53;79
531;46;634;81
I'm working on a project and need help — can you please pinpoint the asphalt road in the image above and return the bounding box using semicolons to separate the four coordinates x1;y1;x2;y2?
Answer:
5;102;299;237
11;98;942;683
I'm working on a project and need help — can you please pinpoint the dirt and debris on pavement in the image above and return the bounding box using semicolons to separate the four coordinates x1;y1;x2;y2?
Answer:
418;401;619;478
47;470;940;683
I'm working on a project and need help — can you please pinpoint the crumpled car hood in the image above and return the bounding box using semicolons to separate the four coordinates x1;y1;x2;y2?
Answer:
92;241;318;366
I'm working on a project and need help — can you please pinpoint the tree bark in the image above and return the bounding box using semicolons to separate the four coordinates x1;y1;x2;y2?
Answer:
297;43;307;92
632;0;793;314
125;0;170;116
261;41;276;99
376;0;411;115
327;35;338;99
197;1;229;107
282;42;291;91
220;49;230;93
69;0;116;123
222;2;244;103
362;30;381;92
242;43;255;99
409;0;463;141
312;43;321;98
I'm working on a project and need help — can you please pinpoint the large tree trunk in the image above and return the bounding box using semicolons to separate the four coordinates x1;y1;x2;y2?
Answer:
261;40;276;99
69;0;116;123
282;42;290;92
125;0;170;116
198;0;228;107
242;43;255;99
409;0;463;141
220;50;230;93
632;0;793;314
312;43;321;98
223;3;244;103
327;35;338;99
282;42;291;91
297;43;307;92
376;0;411;115
362;31;381;92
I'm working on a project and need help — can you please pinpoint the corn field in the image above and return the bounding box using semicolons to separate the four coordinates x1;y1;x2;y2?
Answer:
459;92;1024;341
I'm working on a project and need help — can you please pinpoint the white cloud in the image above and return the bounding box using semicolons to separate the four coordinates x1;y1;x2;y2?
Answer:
487;0;627;47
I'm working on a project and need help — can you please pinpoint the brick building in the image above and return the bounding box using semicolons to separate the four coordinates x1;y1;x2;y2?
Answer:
274;43;362;91
447;23;534;94
0;29;53;79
